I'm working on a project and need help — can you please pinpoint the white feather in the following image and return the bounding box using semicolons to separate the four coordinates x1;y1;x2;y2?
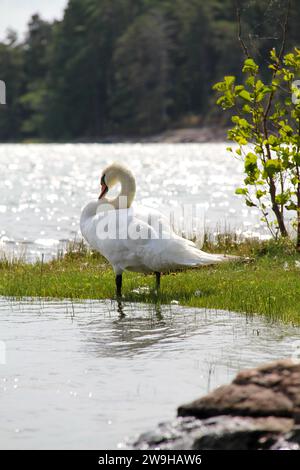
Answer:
80;164;235;275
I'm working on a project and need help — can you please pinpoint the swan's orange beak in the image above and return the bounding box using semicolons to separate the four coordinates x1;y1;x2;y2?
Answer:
99;183;108;200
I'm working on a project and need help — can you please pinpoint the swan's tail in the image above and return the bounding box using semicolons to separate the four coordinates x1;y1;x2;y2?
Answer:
180;249;239;267
165;238;240;269
146;238;240;272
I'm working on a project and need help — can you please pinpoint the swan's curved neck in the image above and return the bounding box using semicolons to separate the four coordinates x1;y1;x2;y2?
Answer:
81;169;136;225
80;200;99;223
104;171;136;209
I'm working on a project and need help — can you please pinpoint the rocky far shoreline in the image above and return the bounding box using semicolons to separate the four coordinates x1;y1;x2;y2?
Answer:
70;126;228;144
140;127;228;143
131;359;300;450
19;126;228;144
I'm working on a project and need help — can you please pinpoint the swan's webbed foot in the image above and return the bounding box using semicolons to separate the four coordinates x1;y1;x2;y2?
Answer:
155;272;161;292
116;274;123;297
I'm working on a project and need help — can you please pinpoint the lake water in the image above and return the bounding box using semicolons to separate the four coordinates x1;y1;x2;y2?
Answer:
1;144;298;450
0;143;269;261
0;297;299;450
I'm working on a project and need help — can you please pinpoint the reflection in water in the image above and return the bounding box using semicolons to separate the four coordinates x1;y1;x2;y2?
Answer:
116;299;125;318
153;302;163;321
116;298;163;321
79;301;173;357
0;297;299;450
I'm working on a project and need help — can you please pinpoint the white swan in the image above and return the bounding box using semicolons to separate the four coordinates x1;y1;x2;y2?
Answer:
80;163;235;296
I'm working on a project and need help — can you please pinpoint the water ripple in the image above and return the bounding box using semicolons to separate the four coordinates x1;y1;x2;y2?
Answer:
0;297;299;449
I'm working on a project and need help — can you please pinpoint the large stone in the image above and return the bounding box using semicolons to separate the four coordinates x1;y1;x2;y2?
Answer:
178;359;300;421
131;359;300;450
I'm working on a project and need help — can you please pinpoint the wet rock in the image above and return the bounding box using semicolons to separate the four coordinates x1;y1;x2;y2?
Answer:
285;425;300;444
132;416;295;450
131;359;300;450
270;437;300;450
178;359;300;422
192;416;294;450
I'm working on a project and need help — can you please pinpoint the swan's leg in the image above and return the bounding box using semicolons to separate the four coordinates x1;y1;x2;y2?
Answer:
155;272;161;291
116;274;122;297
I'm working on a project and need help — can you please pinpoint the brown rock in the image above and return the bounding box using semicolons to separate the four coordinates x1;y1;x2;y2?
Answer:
178;384;293;418
178;358;300;420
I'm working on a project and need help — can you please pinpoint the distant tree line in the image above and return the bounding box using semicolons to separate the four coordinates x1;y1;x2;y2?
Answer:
0;0;299;141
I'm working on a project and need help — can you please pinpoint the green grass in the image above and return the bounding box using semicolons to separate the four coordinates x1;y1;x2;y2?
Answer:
0;236;300;323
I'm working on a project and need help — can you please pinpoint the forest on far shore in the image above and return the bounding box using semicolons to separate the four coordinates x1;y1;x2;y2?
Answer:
0;0;299;142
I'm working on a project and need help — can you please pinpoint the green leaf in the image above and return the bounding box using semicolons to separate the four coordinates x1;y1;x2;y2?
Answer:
279;123;293;136
213;81;226;92
234;85;244;93
285;201;297;211
270;48;278;61
238;90;252;102
231;116;250;128
245;199;257;207
224;76;235;88
284;53;297;67
242;104;251;113
268;135;279;147
256;190;266;199
216;94;234;109
246;76;255;87
275;192;290;205
235;135;248;145
244;152;257;172
291;176;300;185
264;159;281;176
242;58;259;74
235;187;248;195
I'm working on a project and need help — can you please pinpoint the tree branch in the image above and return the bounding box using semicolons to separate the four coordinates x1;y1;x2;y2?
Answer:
278;0;291;62
235;0;250;58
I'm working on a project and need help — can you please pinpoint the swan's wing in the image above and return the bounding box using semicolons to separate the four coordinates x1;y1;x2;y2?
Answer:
82;208;160;272
107;212;229;273
132;204;205;247
135;236;227;272
132;205;178;239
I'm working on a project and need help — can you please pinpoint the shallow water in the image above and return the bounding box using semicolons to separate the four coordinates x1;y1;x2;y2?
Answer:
0;143;268;261
0;297;299;450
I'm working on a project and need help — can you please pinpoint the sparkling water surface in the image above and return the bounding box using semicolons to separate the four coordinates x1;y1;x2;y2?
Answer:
0;143;267;261
0;298;299;449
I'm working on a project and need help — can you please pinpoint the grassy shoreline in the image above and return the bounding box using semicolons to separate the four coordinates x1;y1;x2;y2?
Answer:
1;237;300;324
